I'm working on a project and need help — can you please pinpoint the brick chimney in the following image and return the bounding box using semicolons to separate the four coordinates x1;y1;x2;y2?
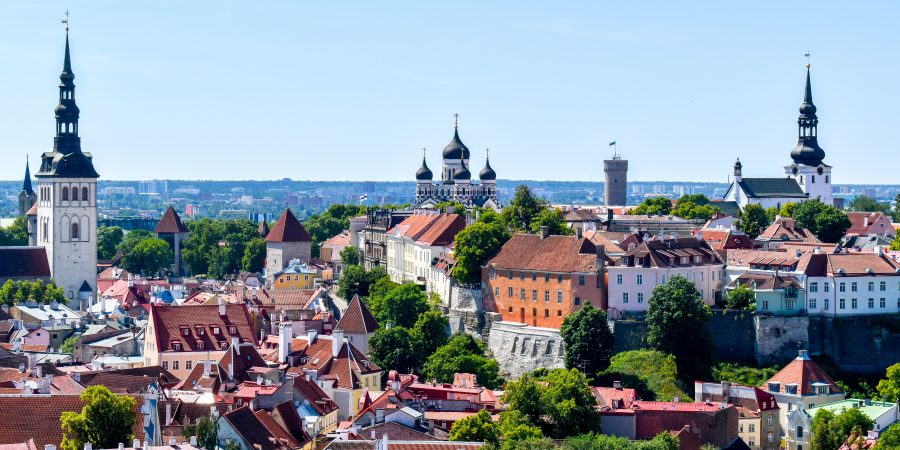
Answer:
540;226;550;240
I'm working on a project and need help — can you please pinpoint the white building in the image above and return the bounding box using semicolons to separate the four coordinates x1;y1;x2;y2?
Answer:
607;236;724;316
385;212;465;285
804;250;900;317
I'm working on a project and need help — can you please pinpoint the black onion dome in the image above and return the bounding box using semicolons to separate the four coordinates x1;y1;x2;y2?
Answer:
453;158;471;180
479;158;496;180
416;157;433;181
442;128;471;160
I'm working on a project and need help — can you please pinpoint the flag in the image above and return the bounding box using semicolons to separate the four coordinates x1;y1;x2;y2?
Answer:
359;194;368;200
609;141;616;146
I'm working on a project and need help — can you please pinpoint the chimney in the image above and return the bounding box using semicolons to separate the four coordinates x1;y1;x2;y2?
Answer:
332;330;344;357
876;245;884;256
165;402;172;426
278;322;294;364
189;436;198;447
231;336;240;353
118;444;124;450
539;226;550;239
132;440;140;448
84;444;92;450
814;246;821;254
595;244;606;288
696;231;703;241
613;380;622;390
218;296;226;317
721;381;731;403
607;209;614;223
864;216;869;227
575;227;583;239
168;437;177;446
382;434;389;450
203;359;211;377
307;329;317;343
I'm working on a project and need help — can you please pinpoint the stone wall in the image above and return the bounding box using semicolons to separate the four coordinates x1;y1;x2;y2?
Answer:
754;314;809;366
809;315;900;373
708;310;757;364
485;322;565;379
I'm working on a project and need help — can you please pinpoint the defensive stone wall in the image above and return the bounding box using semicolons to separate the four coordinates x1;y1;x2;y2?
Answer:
808;315;900;373
485;321;565;379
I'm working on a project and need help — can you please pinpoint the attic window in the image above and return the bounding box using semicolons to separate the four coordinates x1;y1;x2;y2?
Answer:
180;327;190;336
228;326;238;335
195;327;205;336
219;341;228;350
171;341;182;351
212;326;221;335
768;382;780;392
196;341;205;350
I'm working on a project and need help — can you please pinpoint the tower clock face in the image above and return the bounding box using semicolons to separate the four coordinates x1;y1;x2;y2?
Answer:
792;166;798;175
817;166;824;175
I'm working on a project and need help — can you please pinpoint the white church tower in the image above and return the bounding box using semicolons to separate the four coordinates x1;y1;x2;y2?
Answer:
35;28;99;309
784;65;833;206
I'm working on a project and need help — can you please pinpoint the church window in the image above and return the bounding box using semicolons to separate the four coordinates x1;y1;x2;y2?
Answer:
62;187;69;201
825;175;829;183
71;222;80;240
82;187;89;202
71;187;78;201
800;175;804;183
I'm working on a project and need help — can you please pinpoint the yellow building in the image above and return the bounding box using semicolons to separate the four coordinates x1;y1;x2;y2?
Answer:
144;302;258;379
273;259;320;290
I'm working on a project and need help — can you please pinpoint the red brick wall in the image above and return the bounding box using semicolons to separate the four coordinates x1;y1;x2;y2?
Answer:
482;267;606;329
635;407;738;447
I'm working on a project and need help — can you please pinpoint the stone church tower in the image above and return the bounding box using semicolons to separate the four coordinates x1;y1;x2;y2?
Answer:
34;30;99;308
17;158;37;216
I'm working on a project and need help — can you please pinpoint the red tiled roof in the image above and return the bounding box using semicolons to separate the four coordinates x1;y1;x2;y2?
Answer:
818;253;900;276
25;203;38;216
253;409;301;448
356;422;439;441
154;206;189;233
321;231;352;249
415;214;465;247
326;442;483;450
149;303;257;353
336;295;379;334
592;386;636;409
293;376;339;416
764;352;841;396
0;247;50;278
288;336;381;389
487;234;601;273
672;425;708;450
221;406;282;450
0;395;144;448
266;208;312;243
631;401;726;412
846;212;890;236
758;217;819;243
389;214;441;241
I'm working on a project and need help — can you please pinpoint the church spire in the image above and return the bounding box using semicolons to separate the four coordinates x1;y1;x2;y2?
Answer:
22;157;34;195
790;64;825;166
53;22;81;155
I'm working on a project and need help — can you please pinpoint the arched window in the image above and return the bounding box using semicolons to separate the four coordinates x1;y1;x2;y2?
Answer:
71;187;79;201
797;426;803;438
71;222;80;241
82;187;89;203
825;175;829;183
62;187;69;201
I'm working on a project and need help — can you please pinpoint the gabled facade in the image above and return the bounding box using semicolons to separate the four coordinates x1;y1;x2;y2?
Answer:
385;212;465;284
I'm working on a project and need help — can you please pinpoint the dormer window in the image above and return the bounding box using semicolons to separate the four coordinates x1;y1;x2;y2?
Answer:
180;327;190;337
195;327;205;336
196;341;205;350
680;256;689;265
228;326;237;335
171;341;182;351
212;326;221;335
768;382;781;392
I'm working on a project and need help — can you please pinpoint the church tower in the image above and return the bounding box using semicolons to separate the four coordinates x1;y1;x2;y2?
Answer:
34;28;99;308
784;65;833;206
17;158;37;215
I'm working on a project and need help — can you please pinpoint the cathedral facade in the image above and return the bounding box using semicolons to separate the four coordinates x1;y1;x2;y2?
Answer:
34;31;99;307
414;120;501;210
724;66;834;210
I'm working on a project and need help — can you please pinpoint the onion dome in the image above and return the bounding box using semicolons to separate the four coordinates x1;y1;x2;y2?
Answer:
453;157;471;181
479;153;496;181
442;126;471;160
416;156;433;181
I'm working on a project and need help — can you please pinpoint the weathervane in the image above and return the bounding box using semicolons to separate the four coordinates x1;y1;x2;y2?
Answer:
804;51;811;68
61;10;70;32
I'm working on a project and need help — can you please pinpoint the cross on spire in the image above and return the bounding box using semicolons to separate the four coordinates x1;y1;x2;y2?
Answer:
453;113;459;129
422;147;427;159
485;147;490;160
61;10;70;32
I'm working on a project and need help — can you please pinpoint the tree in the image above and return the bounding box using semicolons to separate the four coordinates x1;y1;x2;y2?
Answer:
529;208;573;235
0;280;64;306
0;216;28;246
891;235;900;251
814;207;852;243
632;197;673;216
368;326;421;373
339;245;360;265
560;303;614;378
563;433;679;450
501;185;550;232
711;362;778;387
241;237;266;273
411;310;449;357
61;335;79;354
452;221;511;285
60;385;137;450
337;265;367;299
96;226;124;260
118;229;152;256
764;206;779;223
847;195;889;213
876;363;900;402
646;275;713;384
725;284;756;310
449;410;499;445
739;204;768;239
183;415;218;450
601;350;687;402
181;219;260;277
874;423;900;450
0;280;15;307
810;408;873;450
122;237;173;277
779;202;798;219
496;411;544;450
422;334;502;389
671;195;719;220
893;193;900;222
303;204;366;258
368;283;429;328
503;369;598;438
435;201;467;215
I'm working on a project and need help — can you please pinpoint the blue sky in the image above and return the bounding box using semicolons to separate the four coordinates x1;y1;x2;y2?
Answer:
0;1;897;183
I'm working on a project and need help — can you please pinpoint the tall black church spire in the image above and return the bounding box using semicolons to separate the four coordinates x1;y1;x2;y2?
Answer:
790;65;826;166
22;157;34;194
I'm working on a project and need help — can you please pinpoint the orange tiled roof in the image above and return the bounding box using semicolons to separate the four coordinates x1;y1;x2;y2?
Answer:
149;303;257;353
763;352;841;396
266;208;311;243
154;205;188;234
487;234;601;273
336;295;379;334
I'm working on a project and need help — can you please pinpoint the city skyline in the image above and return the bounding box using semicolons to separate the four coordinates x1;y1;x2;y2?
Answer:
1;1;898;183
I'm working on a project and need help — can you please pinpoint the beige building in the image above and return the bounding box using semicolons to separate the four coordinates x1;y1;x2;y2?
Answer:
695;381;781;450
143;302;258;379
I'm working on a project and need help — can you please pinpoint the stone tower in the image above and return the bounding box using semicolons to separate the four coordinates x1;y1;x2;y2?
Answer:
604;152;628;206
265;208;312;282
17;158;37;216
34;30;99;308
153;206;190;276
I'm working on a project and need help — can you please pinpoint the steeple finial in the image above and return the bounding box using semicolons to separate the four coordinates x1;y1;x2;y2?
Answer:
485;147;490;160
453;113;459;130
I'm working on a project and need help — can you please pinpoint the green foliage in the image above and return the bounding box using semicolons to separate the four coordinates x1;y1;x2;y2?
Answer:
449;410;499;445
118;229;152;256
725;284;756;310
452;221;511;285
369;326;421;373
739;204;768;239
893;194;900;222
183;415;218;450
337;265;386;300
790;199;851;243
60;385;137;450
500;185;550;232
646;276;713;384
302;204;366;258
563;432;679;450
847;195;889;213
503;369;599;438
711;362;778;387
496;411;544;450
122;237;173;277
874;422;900;450
368;283;428;328
601;350;687;402
61;335;79;354
240;237;266;273
779;202;798;219
97;226;124;260
764;206;779;223
181;219;260;278
411;310;449;357
529;208;573;235
435;201;467;215
0;279;65;306
0;216;28;246
339;245;360;265
877;363;900;402
632;197;673;216
891;235;900;251
810;408;874;450
422;333;502;389
560;303;614;378
671;194;719;220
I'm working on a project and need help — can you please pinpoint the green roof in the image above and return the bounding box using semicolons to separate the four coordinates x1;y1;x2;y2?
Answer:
806;398;896;421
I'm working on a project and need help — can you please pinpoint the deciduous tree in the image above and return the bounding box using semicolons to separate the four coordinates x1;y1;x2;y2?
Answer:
501;185;549;232
602;350;687;402
632;197;673;216
368;326;420;373
60;385;137;450
339;245;360;265
122;237;173;277
738;204;768;239
646;276;713;383
448;410;499;445
422;334;501;389
368;283;428;328
411;310;449;357
560;303;614;378
529;208;573;235
240;237;266;273
183;415;218;450
452;221;510;285
877;363;900;402
725;284;756;310
97;226;124;260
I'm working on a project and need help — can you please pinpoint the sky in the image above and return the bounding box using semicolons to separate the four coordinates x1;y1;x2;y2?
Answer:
0;1;898;183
